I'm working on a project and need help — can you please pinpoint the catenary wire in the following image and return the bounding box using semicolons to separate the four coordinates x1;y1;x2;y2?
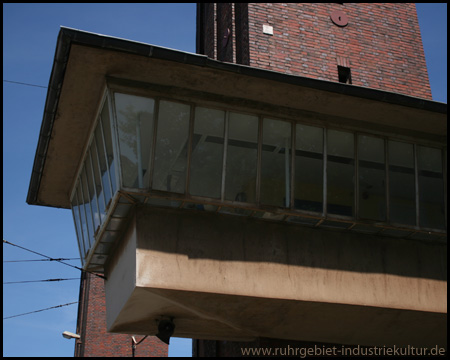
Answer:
3;239;106;280
3;301;78;320
4;258;79;263
4;278;79;284
3;79;47;88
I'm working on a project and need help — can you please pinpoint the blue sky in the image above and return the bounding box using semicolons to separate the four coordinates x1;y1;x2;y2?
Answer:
3;3;447;357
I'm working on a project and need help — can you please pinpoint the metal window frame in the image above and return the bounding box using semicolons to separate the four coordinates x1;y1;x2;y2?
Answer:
220;110;229;201
185;104;196;196
385;137;390;224
322;128;327;217
80;165;95;249
386;139;417;228
222;109;260;205
416;144;446;231
70;84;446;243
71;187;85;264
259;117;293;208
110;92;157;190
92;135;108;217
186;104;226;200
149;98;192;195
76;185;90;258
69;89;109;202
356;132;387;222
106;89;120;196
325;128;356;221
289;121;295;210
85;149;100;233
444;147;447;231
292;123;325;217
147;97;160;190
98;110;115;206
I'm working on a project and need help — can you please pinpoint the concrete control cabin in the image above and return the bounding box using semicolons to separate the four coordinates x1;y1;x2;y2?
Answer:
28;3;446;353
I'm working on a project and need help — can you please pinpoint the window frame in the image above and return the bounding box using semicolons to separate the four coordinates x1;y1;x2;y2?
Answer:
70;83;447;264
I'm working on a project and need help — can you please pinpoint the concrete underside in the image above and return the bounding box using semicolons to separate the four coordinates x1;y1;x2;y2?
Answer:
104;205;447;348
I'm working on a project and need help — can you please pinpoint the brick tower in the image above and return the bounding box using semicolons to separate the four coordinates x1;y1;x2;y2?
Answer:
74;272;168;357
194;3;436;356
196;3;432;99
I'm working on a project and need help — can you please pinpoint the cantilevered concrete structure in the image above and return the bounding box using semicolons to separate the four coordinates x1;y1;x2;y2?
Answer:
27;23;446;349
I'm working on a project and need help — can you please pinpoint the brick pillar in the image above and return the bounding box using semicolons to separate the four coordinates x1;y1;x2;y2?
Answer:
75;272;168;357
235;3;249;65
216;3;233;62
197;3;215;59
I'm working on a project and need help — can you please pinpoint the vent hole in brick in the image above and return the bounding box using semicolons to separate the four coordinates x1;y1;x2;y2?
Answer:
338;65;352;84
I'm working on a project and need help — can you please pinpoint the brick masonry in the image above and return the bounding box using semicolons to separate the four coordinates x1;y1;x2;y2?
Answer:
197;3;432;99
75;272;168;357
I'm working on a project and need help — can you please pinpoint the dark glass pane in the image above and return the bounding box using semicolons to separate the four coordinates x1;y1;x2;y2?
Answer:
78;172;93;253
261;118;291;208
114;93;155;188
294;124;323;212
76;187;89;258
71;189;85;260
90;140;107;224
388;141;415;226
417;146;444;229
81;166;95;249
94;124;112;207
358;135;386;221
85;150;100;232
153;101;190;193
101;98;118;195
224;112;258;203
189;107;225;198
327;130;354;217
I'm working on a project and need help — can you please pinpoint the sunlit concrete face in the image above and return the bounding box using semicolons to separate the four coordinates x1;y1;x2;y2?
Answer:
104;205;447;347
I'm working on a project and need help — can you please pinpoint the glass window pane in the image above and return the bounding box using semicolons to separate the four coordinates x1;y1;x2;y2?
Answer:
152;100;190;193
294;124;323;212
388;141;415;226
95;124;112;208
86;151;101;233
224;112;258;203
101;98;118;196
71;188;85;260
77;179;91;256
114;93;155;188
261;118;291;208
327;129;354;217
81;166;95;249
189;107;225;198
417;146;444;229
358;135;386;221
90;140;107;224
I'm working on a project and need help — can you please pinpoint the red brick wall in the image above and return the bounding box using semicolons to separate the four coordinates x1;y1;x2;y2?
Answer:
75;273;168;357
197;3;432;99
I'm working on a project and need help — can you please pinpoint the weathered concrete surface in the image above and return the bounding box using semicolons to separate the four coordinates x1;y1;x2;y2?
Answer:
105;205;447;347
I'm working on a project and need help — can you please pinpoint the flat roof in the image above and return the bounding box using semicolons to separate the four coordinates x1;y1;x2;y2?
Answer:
27;27;447;208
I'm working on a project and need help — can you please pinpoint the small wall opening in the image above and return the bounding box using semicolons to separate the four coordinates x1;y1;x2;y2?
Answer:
338;66;352;84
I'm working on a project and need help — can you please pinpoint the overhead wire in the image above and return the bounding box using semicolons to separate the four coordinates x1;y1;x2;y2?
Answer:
4;278;79;285
3;239;107;280
3;301;78;320
4;258;79;263
3;79;47;88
